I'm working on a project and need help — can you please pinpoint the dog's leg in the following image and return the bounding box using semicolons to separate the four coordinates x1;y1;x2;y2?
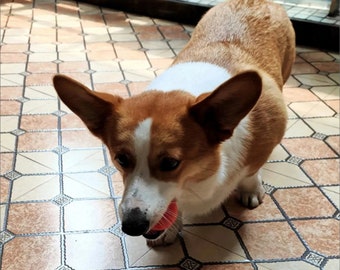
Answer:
146;213;182;247
237;171;265;209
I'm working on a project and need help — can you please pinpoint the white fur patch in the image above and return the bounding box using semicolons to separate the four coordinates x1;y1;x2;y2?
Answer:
134;118;152;172
147;62;231;96
120;118;177;224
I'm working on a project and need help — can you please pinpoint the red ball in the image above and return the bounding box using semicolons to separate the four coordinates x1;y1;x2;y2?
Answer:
151;200;178;231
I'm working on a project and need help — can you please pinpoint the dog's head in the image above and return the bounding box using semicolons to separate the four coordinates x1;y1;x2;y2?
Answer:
53;71;261;237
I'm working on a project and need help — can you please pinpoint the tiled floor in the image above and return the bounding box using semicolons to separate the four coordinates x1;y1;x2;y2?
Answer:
0;0;339;270
183;0;340;25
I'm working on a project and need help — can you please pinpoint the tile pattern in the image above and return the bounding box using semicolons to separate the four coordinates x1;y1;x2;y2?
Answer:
0;0;339;269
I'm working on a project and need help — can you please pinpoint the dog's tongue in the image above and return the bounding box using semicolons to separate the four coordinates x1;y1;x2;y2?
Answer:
152;200;178;231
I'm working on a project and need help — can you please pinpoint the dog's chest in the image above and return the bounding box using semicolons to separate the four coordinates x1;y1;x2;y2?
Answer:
146;62;231;96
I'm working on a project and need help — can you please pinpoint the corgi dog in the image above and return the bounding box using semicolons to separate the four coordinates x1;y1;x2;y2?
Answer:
53;0;295;246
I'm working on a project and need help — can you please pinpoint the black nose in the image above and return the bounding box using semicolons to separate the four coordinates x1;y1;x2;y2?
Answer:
121;207;149;236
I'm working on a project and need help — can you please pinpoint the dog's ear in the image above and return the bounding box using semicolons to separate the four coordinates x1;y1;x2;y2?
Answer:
189;71;262;144
53;75;123;139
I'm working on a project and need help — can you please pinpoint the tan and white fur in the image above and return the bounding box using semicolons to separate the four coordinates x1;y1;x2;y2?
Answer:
53;0;295;246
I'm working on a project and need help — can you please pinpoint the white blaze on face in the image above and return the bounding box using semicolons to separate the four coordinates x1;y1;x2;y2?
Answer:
119;118;177;224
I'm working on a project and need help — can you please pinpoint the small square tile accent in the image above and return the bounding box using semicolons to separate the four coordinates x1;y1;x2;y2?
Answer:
180;258;202;270
52;194;73;207
303;251;326;267
0;231;15;244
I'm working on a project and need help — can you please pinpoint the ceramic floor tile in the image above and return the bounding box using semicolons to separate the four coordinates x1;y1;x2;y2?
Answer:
282;137;337;159
293;219;340;257
17;131;58;151
0;0;339;269
240;221;306;260
20;115;58;131
1;236;60;270
301;159;340;185
63;172;111;199
65;233;125;269
7;202;60;234
61;130;103;149
273;187;336;218
11;175;60;202
64;199;117;231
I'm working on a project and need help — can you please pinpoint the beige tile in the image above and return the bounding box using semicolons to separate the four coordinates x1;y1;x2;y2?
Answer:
321;186;340;209
329;72;340;84
22;100;58;114
90;61;120;72
0;133;16;152
63;172;111;198
120;60;151;70
92;71;124;84
62;149;105;173
64;199;116;231
124;69;155;81
183;226;247;262
0;74;24;86
305;117;339;135
268;144;290;161
24;85;57;99
1;63;26;74
262;162;313;188
65;233;124;269
0;205;7;231
289;101;335;117
15;152;59;174
294;74;336;86
125;235;183;267
0;116;19;132
324;259;340;270
284;119;314;138
11;175;59;202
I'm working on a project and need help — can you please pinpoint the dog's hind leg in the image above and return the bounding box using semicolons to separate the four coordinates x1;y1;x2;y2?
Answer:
236;171;265;209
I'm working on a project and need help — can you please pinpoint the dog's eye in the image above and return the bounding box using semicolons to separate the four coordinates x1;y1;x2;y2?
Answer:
115;153;131;169
160;157;180;172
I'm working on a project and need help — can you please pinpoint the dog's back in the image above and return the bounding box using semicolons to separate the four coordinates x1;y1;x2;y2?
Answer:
175;0;295;87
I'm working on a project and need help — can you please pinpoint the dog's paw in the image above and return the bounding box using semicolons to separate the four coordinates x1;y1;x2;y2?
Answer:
146;216;182;247
237;172;265;209
239;187;265;209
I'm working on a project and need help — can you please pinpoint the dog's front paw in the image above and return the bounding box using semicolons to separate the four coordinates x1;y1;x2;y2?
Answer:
239;188;265;209
146;216;182;247
237;172;265;209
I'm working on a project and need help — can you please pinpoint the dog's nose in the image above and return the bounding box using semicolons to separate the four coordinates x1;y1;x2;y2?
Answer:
121;207;149;236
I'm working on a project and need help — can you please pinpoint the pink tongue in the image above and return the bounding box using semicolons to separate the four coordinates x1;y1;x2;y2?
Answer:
151;200;178;231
